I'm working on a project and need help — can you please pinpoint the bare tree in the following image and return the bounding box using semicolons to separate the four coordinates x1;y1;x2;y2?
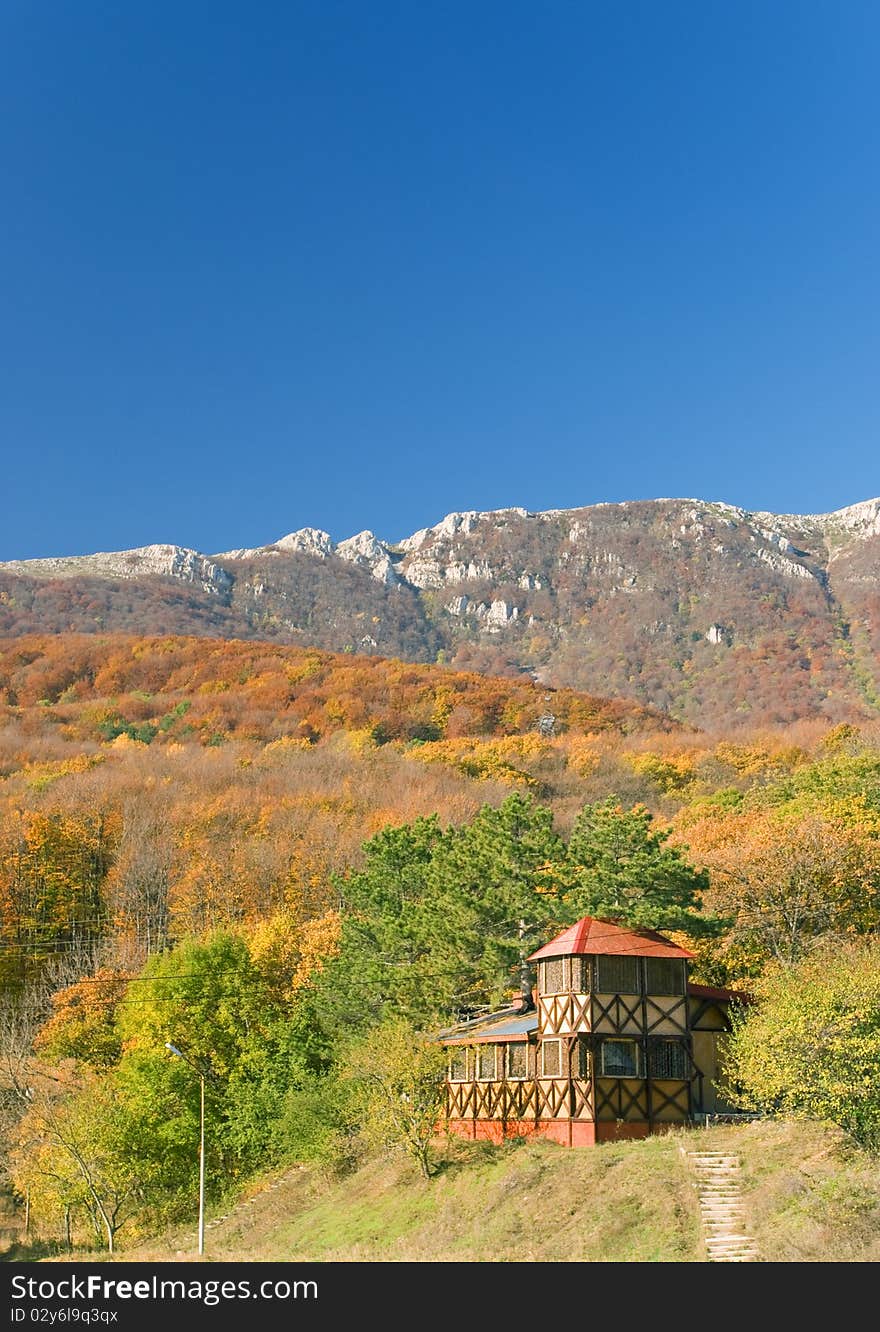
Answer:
106;798;173;962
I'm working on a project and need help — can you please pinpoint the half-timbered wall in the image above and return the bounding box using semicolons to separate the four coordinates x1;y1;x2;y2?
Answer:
446;1036;593;1125
591;955;691;1125
445;954;698;1139
538;956;591;1035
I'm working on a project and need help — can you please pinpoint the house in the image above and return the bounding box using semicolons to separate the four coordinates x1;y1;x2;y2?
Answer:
439;915;747;1146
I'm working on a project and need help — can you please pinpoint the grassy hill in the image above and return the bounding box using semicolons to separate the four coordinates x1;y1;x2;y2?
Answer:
15;1120;873;1265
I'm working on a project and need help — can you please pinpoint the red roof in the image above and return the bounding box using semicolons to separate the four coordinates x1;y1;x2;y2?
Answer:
527;915;695;961
688;981;752;1005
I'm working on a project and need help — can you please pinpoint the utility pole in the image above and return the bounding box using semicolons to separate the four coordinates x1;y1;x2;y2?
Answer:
165;1042;208;1257
198;1069;205;1257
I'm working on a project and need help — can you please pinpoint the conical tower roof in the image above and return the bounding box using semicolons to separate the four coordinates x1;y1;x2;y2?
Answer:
527;915;694;961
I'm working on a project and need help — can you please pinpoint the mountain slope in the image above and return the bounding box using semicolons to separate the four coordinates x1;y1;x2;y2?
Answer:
3;497;880;728
0;633;675;743
61;1120;880;1264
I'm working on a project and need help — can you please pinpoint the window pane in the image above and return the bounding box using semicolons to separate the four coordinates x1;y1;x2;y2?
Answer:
507;1044;528;1079
478;1047;496;1080
596;956;641;994
541;1040;561;1077
577;1038;590;1079
543;958;565;994
571;957;590;992
645;958;685;995
649;1041;688;1079
450;1048;467;1081
601;1040;641;1078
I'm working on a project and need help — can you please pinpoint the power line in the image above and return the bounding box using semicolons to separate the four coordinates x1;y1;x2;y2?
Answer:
0;939;108;951
0;921;110;945
108;990;262;1006
34;967;255;986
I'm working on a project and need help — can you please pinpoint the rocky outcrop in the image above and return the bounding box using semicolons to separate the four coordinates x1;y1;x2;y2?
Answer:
216;528;333;561
218;527;398;585
399;507;528;552
4;496;880;728
819;498;880;540
0;545;232;595
335;531;399;586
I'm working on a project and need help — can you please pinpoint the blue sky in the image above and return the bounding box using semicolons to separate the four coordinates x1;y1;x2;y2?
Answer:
1;2;878;558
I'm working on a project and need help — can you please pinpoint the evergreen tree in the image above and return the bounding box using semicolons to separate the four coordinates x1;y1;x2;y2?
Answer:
424;793;565;1009
564;797;715;934
318;796;566;1029
317;817;446;1031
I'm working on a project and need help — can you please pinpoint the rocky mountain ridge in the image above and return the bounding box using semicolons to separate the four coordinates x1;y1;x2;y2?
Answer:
2;496;879;728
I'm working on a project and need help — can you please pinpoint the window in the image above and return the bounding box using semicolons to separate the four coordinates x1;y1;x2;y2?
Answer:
541;958;566;994
541;1039;562;1077
477;1046;496;1081
507;1043;528;1080
645;958;686;995
571;957;590;992
596;955;641;994
576;1037;590;1079
600;1040;644;1078
449;1048;468;1081
649;1041;688;1079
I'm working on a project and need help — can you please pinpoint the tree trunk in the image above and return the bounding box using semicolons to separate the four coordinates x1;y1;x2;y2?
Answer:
414;1142;432;1179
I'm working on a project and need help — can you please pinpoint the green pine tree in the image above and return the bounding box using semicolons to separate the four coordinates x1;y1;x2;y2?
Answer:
563;797;717;935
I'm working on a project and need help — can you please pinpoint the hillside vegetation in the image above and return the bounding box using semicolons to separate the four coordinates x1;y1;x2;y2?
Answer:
2;635;879;985
3;496;880;728
2;634;880;1256
0;633;671;747
18;1120;877;1264
0;633;673;983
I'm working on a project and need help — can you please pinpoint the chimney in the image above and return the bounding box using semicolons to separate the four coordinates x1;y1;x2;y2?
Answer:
512;961;534;1013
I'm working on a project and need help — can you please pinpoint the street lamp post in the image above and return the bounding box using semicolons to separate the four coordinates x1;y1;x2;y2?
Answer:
165;1042;207;1256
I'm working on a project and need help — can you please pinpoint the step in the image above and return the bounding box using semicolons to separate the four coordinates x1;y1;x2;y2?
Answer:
683;1147;758;1262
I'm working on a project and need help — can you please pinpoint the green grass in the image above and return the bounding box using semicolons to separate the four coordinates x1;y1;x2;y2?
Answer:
712;1119;880;1262
118;1131;704;1263
10;1120;880;1263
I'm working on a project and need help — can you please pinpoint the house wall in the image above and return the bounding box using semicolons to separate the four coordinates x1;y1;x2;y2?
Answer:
690;1000;738;1114
445;1117;598;1147
442;959;739;1144
444;1117;668;1145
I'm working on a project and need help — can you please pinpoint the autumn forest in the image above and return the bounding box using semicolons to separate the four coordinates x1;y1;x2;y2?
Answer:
2;632;880;1250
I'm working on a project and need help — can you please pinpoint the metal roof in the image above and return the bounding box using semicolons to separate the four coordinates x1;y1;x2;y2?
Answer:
527;915;695;961
439;1008;538;1045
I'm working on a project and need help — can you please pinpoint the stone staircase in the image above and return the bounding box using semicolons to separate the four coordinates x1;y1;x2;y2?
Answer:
685;1150;759;1262
172;1165;307;1255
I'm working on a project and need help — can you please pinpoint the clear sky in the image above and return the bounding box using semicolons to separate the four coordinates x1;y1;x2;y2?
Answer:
1;2;878;559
